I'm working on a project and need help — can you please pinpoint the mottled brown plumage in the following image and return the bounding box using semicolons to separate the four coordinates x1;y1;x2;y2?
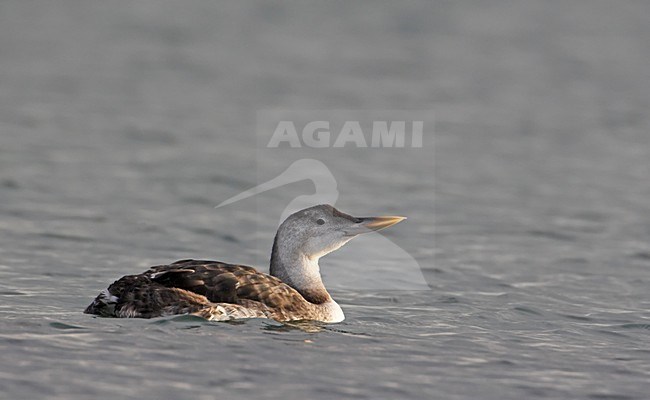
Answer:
85;259;333;321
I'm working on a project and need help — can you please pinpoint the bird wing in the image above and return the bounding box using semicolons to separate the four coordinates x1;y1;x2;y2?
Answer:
144;259;311;313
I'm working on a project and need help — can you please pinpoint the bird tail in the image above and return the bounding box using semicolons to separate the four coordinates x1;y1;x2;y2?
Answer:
84;289;118;317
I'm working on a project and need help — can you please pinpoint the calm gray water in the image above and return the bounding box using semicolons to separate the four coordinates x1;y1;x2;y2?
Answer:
2;1;650;399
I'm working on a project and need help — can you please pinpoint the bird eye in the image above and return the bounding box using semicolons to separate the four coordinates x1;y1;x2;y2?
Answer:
316;218;325;225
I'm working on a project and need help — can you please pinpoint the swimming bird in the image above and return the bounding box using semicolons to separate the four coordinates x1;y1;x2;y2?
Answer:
84;204;405;323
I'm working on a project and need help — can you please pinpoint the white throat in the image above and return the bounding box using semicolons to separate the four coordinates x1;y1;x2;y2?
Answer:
271;249;329;297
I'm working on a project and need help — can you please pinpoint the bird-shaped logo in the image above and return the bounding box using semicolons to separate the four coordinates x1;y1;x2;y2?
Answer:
216;159;430;291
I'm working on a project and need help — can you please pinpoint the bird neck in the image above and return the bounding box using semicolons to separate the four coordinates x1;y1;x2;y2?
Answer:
269;235;332;305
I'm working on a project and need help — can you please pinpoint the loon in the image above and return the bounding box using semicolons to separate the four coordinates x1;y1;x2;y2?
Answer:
84;204;405;323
